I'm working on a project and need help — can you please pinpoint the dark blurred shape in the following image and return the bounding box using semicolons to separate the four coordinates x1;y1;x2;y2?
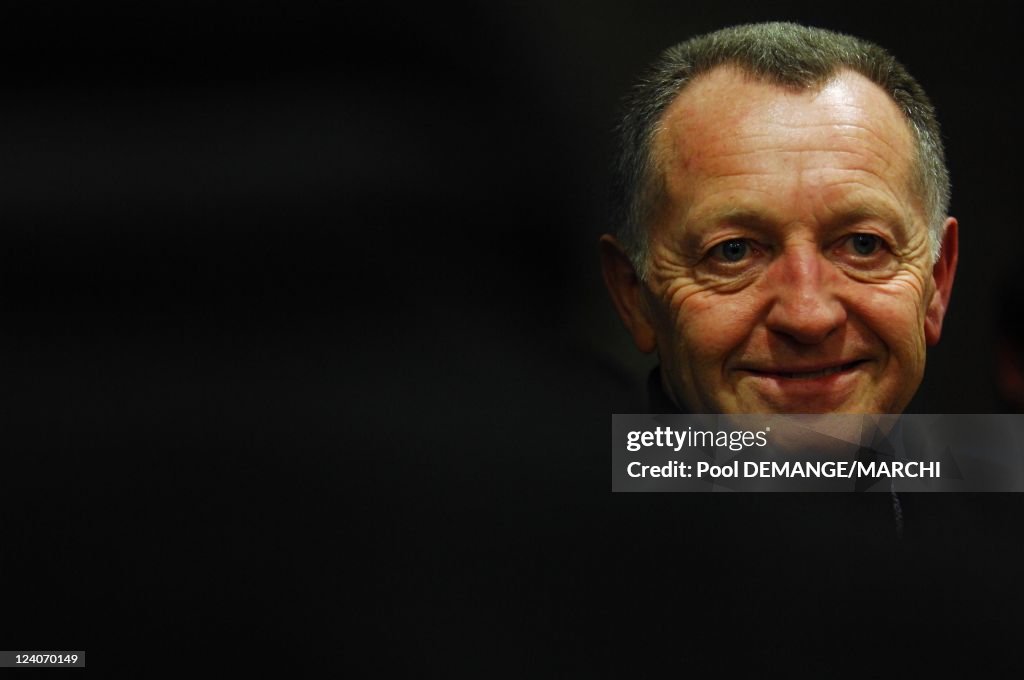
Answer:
994;272;1024;411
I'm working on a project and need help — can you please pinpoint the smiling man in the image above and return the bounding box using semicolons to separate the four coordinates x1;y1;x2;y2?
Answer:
601;22;958;414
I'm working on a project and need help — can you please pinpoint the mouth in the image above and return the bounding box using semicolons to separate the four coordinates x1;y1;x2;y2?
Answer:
736;360;870;411
737;358;872;411
738;360;869;383
766;361;866;380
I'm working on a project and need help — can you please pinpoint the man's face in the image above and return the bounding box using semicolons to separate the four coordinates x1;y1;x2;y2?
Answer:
607;67;956;414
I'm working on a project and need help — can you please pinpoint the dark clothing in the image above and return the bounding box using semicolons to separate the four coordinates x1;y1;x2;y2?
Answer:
647;366;678;413
636;368;1021;671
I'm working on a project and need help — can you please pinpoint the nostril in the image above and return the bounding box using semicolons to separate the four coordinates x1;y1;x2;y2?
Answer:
765;297;848;345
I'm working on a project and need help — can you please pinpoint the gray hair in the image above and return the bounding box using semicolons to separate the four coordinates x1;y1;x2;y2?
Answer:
612;22;950;278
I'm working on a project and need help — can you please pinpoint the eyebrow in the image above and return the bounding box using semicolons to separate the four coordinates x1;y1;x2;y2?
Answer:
685;203;911;238
823;204;912;239
692;208;776;229
680;209;780;247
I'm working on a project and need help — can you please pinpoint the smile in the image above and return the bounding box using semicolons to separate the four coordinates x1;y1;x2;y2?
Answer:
774;362;864;380
736;360;871;411
747;361;866;380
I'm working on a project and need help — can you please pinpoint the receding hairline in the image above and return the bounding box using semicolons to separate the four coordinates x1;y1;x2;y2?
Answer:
645;64;929;237
611;23;950;278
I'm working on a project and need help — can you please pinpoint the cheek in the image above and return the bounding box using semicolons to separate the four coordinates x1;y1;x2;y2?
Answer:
674;290;762;363
850;282;929;353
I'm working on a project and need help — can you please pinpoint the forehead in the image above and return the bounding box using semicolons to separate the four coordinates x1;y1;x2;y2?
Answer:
652;66;918;201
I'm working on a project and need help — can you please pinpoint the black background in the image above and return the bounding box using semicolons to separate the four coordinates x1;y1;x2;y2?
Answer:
3;1;1023;674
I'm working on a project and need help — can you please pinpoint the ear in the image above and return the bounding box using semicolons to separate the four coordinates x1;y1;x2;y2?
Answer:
599;234;657;353
925;217;958;346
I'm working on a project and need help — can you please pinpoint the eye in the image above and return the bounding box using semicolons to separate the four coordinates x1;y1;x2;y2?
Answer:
847;233;882;256
712;239;752;262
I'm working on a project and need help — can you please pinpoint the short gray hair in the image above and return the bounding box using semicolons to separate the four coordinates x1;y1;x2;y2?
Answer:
612;22;950;278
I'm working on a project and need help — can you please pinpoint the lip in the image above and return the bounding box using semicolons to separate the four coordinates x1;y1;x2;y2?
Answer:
739;360;867;380
735;360;870;410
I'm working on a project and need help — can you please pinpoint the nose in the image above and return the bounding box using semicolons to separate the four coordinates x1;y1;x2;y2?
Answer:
763;246;847;345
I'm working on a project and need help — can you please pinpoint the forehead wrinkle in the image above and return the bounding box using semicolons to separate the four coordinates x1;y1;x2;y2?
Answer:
667;73;916;158
811;186;910;225
722;120;912;175
666;127;914;184
811;74;924;204
649;68;928;235
689;187;908;229
685;207;782;236
691;139;919;222
697;145;899;170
